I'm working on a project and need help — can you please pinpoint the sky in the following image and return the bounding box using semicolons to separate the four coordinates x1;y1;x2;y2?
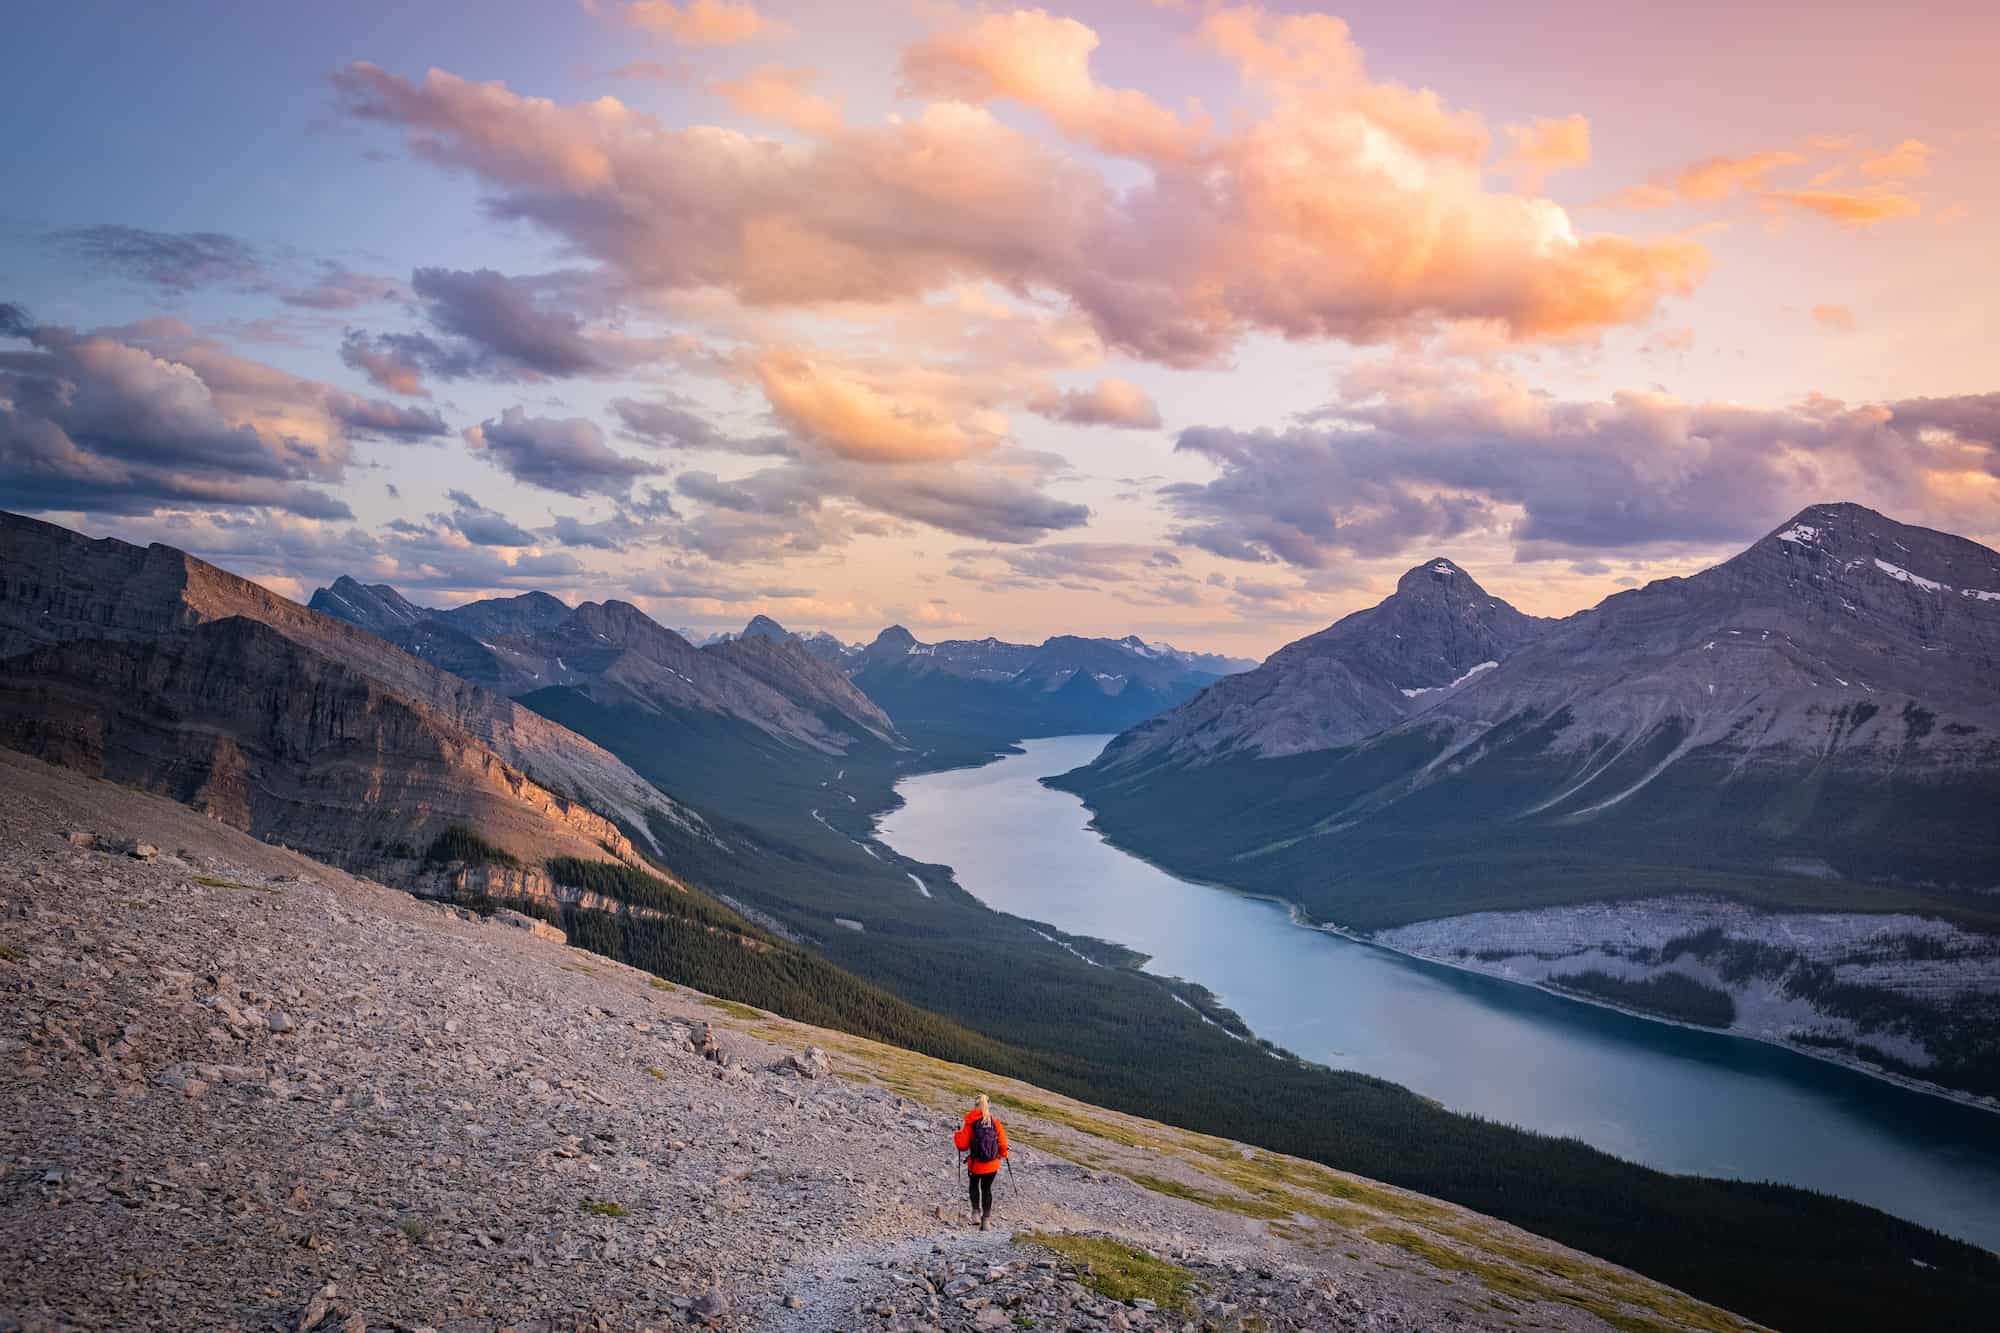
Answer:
3;0;1996;657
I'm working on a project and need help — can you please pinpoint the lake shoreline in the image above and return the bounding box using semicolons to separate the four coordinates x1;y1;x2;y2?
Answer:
1061;775;2000;1121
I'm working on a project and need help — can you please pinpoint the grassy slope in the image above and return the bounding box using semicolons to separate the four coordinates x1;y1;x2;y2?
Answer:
509;688;2000;1331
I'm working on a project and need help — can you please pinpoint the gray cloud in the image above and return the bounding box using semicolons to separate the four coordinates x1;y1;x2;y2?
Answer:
462;406;663;498
611;395;791;454
1164;381;2000;566
48;225;263;293
0;307;442;520
341;269;668;394
438;490;537;546
46;226;401;316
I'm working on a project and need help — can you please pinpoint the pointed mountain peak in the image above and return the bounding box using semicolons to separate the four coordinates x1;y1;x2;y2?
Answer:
872;624;917;650
307;575;426;631
741;614;791;641
1394;557;1483;596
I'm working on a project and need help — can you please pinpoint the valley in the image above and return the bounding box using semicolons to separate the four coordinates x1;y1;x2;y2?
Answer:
877;735;2000;1251
6;505;2000;1332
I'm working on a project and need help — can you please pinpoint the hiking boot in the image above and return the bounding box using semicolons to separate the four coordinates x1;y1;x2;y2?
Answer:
979;1213;990;1231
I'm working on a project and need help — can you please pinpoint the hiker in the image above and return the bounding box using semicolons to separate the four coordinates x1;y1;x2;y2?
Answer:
954;1093;1009;1229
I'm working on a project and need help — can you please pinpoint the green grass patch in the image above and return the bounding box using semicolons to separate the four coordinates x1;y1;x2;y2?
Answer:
697;995;765;1020
397;1215;431;1241
194;875;277;892
0;942;23;963
645;1066;668;1080
578;1198;629;1218
1119;1170;1292;1221
1019;1231;1201;1314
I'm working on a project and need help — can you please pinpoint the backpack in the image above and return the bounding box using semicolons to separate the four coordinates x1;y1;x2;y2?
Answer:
969;1116;1001;1165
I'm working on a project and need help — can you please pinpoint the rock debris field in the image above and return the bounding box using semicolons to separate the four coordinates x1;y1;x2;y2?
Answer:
0;751;1756;1333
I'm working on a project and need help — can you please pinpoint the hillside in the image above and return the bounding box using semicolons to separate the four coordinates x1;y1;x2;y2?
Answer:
15;749;1989;1333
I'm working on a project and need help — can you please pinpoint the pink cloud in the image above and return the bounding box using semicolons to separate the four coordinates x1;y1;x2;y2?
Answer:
333;29;1705;366
713;66;842;135
1029;377;1163;429
614;0;784;46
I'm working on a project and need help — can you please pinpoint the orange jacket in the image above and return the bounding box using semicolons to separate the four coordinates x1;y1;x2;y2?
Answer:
954;1108;1009;1175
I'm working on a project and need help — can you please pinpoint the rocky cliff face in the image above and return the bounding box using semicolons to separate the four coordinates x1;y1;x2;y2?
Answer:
0;511;708;868
1099;557;1552;767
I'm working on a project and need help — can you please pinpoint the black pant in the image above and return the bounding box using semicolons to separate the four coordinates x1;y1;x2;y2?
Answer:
968;1169;994;1215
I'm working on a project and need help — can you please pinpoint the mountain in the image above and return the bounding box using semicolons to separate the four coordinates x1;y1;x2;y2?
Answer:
845;625;1253;743
308;587;899;756
306;575;429;636
1060;504;2000;927
1097;557;1552;769
0;511;702;876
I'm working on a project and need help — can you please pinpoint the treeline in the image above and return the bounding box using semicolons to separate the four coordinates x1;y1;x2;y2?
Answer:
423;825;522;870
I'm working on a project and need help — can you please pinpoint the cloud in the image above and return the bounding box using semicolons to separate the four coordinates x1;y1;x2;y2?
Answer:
1028;377;1162;429
47;224;263;293
462;405;663;498
1860;139;1934;179
279;265;403;311
341;268;670;393
46;227;402;314
0;306;442;519
900;7;1200;162
614;0;785;45
1500;113;1591;191
1761;189;1921;227
1162;363;2000;566
1812;303;1858;332
713;66;842;136
339;329;432;396
1599;141;1925;228
752;348;1008;462
611;394;790;453
437;490;537;546
331;35;1704;366
1600;149;1804;210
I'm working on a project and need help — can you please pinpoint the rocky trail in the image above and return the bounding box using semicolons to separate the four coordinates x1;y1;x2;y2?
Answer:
0;749;1756;1333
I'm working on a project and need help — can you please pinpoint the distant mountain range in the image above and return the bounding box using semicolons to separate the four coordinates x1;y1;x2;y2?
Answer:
309;581;1252;750
1060;502;2000;927
833;623;1253;742
309;578;896;755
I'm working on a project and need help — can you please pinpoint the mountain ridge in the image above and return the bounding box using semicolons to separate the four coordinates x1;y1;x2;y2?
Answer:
0;510;709;876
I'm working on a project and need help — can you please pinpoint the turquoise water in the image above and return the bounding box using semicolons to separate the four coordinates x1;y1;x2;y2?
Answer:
876;734;2000;1252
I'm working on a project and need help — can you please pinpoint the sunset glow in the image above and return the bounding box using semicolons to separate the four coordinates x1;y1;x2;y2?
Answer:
4;0;1995;654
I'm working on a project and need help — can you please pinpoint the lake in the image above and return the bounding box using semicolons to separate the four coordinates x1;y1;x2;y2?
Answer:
875;733;2000;1253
